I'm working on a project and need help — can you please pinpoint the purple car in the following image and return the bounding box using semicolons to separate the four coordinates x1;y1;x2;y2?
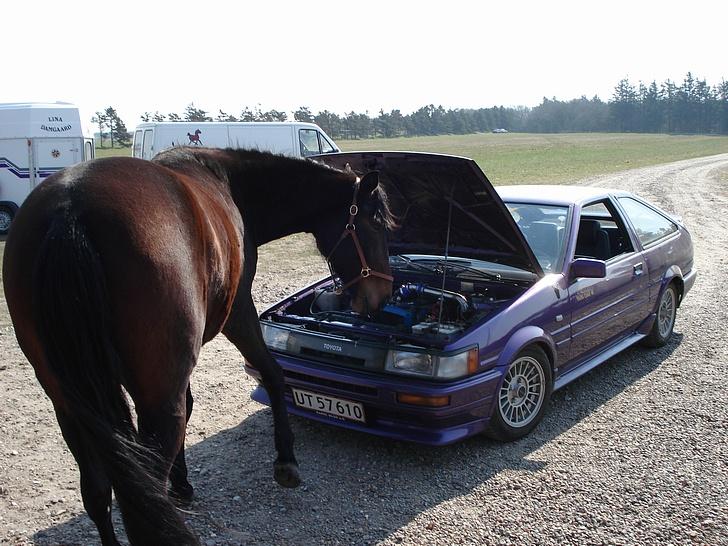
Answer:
245;152;695;444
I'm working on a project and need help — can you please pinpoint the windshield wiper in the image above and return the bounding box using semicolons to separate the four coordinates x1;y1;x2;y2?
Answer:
389;255;433;273
433;259;505;283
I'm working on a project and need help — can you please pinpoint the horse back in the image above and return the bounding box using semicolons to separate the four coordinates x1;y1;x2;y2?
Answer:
4;157;244;401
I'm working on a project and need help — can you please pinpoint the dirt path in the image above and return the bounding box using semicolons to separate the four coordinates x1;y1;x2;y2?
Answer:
1;154;727;545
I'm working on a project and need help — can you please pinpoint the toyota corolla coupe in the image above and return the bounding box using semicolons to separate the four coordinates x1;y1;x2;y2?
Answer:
245;152;695;444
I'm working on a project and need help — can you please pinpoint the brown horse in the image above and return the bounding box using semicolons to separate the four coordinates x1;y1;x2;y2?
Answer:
2;147;393;545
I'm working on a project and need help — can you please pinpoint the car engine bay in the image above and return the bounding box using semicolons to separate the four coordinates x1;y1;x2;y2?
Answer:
262;258;531;346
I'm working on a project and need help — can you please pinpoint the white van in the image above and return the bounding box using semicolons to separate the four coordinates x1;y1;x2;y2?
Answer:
0;102;94;234
132;121;340;160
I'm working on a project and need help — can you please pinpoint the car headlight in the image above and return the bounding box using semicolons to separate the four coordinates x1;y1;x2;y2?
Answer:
261;323;290;352
385;347;478;379
386;351;434;376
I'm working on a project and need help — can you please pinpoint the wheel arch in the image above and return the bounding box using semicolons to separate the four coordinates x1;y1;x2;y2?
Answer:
497;326;557;376
661;265;684;307
0;201;19;213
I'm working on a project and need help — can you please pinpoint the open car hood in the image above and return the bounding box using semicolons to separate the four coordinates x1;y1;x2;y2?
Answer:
311;151;542;275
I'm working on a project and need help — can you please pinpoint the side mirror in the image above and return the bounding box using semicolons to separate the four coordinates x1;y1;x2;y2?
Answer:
570;258;606;279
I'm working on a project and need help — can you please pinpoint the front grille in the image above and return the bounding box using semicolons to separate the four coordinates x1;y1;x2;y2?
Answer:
299;347;366;367
284;370;378;397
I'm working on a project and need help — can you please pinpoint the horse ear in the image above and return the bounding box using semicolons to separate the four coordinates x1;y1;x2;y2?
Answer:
359;171;379;196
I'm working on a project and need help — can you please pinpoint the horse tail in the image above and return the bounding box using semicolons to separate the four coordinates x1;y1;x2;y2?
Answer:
33;207;199;546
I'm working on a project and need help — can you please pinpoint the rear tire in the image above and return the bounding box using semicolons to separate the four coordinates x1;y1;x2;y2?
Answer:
642;283;678;348
0;205;14;235
486;346;552;442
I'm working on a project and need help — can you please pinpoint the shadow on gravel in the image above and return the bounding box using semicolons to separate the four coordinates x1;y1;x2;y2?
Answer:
34;335;682;546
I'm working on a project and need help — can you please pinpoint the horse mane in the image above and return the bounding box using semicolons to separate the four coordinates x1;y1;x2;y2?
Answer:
153;147;398;231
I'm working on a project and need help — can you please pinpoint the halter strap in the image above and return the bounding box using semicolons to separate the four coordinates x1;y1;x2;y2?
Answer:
325;181;394;295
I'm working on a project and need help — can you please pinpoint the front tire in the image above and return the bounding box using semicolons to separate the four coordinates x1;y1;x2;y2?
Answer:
643;283;678;348
486;346;552;442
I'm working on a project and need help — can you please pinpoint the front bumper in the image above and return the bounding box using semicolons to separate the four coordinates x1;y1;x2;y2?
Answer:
245;352;502;446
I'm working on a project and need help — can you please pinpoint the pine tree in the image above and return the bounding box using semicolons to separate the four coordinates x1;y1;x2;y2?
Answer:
91;111;108;147
184;103;212;122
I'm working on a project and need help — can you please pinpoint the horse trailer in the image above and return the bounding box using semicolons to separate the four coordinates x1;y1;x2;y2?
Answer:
132;121;340;161
0;102;94;234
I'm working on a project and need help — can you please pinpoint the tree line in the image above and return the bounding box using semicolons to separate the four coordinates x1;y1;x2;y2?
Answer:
129;72;727;140
92;107;130;147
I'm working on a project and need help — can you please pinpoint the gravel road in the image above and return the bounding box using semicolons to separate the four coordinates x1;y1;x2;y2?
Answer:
1;154;727;546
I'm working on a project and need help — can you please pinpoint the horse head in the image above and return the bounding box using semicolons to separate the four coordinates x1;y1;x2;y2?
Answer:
322;171;394;315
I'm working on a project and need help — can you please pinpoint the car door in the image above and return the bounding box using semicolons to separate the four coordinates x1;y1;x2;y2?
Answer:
615;196;681;307
567;199;649;366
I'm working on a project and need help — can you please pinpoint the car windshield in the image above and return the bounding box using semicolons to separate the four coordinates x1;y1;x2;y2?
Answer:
505;203;569;273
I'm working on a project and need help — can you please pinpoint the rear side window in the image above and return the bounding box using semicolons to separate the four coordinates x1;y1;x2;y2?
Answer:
618;197;678;247
133;130;143;157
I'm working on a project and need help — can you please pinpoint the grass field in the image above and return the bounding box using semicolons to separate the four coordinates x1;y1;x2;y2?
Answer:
97;133;728;184
339;133;728;184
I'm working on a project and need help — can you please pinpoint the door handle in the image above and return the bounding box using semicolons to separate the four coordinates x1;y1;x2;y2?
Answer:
633;263;644;276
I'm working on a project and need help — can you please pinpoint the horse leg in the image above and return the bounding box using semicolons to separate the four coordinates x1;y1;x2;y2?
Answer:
223;296;300;488
169;384;194;503
56;412;120;546
135;390;190;498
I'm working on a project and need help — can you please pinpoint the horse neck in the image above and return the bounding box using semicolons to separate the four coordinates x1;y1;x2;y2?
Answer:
230;160;354;247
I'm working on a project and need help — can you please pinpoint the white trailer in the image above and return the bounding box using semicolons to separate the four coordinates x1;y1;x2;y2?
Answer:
0;102;94;234
132;121;340;161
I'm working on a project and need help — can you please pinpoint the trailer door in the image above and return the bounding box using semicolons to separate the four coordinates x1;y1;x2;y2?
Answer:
84;139;95;160
32;138;81;186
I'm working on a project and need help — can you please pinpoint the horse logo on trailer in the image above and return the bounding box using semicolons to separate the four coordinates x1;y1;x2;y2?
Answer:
187;129;203;145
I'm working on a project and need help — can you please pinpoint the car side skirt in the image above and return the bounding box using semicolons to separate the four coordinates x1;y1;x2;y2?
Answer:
554;331;646;390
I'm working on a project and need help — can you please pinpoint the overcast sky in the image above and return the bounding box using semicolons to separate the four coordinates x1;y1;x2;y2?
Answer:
4;0;726;131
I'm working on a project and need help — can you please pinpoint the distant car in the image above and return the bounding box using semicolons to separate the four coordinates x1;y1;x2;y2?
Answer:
492;128;509;133
246;152;695;445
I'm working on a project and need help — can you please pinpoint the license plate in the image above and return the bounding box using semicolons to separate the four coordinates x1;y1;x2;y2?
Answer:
291;388;365;423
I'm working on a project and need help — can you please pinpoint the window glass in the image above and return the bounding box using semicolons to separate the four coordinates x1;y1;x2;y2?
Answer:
318;132;336;153
299;129;320;156
506;203;569;273
618;197;678;247
133;130;143;157
142;129;154;159
576;200;633;260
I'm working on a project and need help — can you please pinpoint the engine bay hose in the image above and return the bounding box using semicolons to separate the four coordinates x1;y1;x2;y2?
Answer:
396;283;470;314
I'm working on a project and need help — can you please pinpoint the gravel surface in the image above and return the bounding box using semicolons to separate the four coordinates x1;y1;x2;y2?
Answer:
1;154;727;546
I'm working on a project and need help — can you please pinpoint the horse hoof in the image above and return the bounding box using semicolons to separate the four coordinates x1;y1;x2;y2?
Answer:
274;462;301;488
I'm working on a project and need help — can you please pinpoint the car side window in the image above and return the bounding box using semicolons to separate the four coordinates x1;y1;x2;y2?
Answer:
299;129;320;157
618;197;678;247
576;201;634;261
318;132;336;153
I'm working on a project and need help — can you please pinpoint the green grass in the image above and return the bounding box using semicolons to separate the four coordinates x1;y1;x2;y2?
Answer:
340;133;728;185
95;146;132;158
93;133;728;185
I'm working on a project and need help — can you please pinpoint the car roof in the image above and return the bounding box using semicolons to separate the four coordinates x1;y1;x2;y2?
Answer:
495;185;632;206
